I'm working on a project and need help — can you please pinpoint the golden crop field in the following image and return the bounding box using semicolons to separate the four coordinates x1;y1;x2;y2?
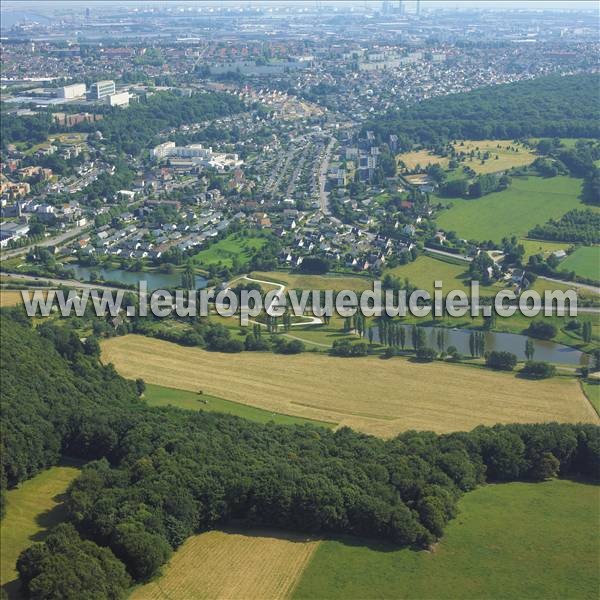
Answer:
101;336;598;438
397;149;450;170
131;529;319;600
0;290;25;308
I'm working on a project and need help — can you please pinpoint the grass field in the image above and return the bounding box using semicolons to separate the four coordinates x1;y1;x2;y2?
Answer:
250;271;373;292
519;238;570;261
398;140;534;175
192;234;267;268
436;176;585;242
449;140;535;174
131;529;319;600
293;479;600;600
143;383;336;428
581;380;600;416
559;246;600;281
398;149;450;170
101;335;597;438
383;254;502;296
1;465;81;599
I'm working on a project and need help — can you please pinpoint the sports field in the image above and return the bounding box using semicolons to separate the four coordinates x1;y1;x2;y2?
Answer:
558;246;600;281
293;479;600;599
143;383;336;428
131;529;319;600
101;335;597;438
436;176;585;242
1;465;81;598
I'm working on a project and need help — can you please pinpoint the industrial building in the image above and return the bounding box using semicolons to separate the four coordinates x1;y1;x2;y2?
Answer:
57;83;86;100
91;80;116;100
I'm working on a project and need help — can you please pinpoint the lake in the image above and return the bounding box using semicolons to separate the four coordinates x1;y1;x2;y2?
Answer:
69;265;208;291
373;324;587;366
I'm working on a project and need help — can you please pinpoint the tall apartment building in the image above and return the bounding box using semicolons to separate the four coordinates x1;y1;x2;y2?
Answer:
91;80;116;100
57;83;86;99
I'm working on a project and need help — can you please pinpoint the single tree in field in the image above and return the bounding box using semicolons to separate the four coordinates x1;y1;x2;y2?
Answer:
399;326;406;350
368;327;374;345
469;331;476;357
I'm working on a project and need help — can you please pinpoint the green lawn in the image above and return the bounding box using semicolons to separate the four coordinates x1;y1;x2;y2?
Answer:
1;464;82;598
436;176;585;243
143;383;336;428
384;254;503;296
581;380;600;416
519;238;570;261
293;479;600;600
559;246;600;282
192;234;267;268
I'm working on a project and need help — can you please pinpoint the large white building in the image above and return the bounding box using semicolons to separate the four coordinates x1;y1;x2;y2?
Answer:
91;80;116;100
107;92;130;107
152;142;243;171
57;83;86;100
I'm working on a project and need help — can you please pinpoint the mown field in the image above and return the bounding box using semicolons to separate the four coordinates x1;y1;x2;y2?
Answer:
293;479;600;600
131;529;319;600
143;383;336;428
559;246;600;281
436;176;585;242
0;290;24;308
1;465;81;599
101;335;597;438
519;238;570;261
383;254;502;296
192;233;267;268
250;271;373;292
582;380;600;416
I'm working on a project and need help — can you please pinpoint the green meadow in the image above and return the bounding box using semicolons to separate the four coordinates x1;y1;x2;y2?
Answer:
559;246;600;281
192;233;267;268
1;464;82;599
436;176;585;242
143;382;336;428
293;479;600;600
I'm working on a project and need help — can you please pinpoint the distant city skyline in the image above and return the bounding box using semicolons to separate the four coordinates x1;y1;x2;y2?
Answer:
2;0;598;11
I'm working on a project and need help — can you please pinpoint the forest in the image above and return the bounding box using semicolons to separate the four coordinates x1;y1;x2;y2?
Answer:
528;209;600;244
1;310;599;599
364;74;600;147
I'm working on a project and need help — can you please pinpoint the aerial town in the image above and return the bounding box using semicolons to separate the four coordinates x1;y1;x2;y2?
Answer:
1;3;599;600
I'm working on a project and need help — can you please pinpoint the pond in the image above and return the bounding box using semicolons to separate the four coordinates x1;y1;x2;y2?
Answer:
373;324;587;366
69;265;208;291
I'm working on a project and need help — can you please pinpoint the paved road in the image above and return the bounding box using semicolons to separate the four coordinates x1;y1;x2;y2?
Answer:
0;272;124;294
425;247;472;262
318;137;335;215
0;225;87;261
537;275;600;295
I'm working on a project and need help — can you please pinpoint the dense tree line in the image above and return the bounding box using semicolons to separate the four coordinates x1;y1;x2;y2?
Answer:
528;209;600;244
364;74;600;148
1;312;599;598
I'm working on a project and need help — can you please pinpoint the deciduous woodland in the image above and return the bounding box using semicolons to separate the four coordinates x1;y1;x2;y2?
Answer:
365;74;600;146
1;309;598;598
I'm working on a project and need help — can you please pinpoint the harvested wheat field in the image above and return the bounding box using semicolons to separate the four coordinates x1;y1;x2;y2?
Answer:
131;529;319;600
101;336;598;437
0;290;24;308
